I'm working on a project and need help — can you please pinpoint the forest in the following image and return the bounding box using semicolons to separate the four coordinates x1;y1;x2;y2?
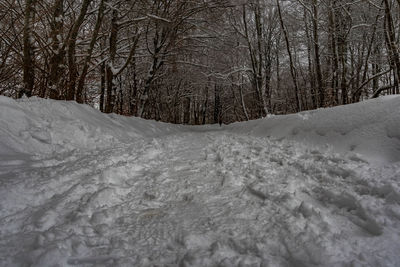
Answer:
1;0;399;124
1;1;400;265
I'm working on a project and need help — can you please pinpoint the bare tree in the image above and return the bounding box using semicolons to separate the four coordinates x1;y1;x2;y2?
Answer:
21;0;36;98
1;0;399;123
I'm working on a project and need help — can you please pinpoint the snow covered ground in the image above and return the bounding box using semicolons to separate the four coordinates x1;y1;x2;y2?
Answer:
0;96;400;266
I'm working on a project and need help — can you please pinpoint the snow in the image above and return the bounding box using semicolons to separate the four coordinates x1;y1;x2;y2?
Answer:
0;95;400;266
146;14;171;23
227;95;400;163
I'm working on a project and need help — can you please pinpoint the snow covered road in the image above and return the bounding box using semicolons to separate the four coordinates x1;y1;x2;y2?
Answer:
1;129;400;266
1;96;400;266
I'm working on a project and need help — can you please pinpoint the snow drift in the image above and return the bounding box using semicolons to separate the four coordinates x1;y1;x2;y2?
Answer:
0;96;182;156
1;95;399;163
228;95;400;163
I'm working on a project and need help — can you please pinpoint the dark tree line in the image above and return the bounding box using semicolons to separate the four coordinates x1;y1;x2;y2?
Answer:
1;0;399;124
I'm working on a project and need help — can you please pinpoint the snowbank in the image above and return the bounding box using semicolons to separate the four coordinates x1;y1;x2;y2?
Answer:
0;96;182;156
227;96;400;163
1;95;399;163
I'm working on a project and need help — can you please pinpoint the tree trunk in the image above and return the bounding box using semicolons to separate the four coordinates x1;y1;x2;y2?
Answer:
239;74;249;120
254;2;267;117
383;0;400;92
328;1;339;106
105;9;118;113
99;62;105;112
202;85;209;124
312;0;324;107
66;0;92;101
277;0;300;112
214;84;221;124
48;0;64;100
130;57;138;115
76;0;105;103
304;8;317;109
21;0;36;98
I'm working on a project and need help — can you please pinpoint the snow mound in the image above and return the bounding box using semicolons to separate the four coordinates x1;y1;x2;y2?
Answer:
1;95;399;163
228;96;400;163
0;96;181;156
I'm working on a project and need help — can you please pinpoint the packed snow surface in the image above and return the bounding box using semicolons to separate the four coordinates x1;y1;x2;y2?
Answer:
0;96;400;266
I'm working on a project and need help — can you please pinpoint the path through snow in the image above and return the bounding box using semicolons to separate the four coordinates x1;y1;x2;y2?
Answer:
1;129;400;266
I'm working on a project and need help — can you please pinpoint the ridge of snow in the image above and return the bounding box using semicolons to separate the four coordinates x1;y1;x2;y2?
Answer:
1;95;399;163
228;95;400;163
0;96;182;156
